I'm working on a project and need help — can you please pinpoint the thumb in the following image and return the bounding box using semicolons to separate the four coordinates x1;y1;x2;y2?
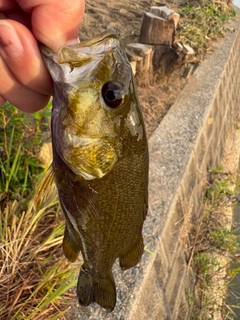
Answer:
17;0;85;51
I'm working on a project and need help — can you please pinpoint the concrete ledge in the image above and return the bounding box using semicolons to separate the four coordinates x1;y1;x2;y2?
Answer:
73;9;240;320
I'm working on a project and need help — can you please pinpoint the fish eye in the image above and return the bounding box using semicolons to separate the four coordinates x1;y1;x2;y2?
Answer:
102;82;122;108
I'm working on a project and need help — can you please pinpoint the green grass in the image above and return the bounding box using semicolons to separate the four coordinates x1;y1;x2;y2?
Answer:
177;0;237;54
0;102;51;197
0;103;78;319
188;167;240;319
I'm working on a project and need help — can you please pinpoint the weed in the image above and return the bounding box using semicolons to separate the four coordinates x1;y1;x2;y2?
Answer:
177;0;236;55
210;229;238;252
187;168;240;319
0;103;47;199
186;288;195;305
0;103;79;319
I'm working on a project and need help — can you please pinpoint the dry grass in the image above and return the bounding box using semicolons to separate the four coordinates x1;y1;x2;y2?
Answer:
0;104;79;320
0;197;79;320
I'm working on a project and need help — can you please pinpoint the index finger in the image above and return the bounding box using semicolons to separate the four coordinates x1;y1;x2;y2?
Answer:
0;0;18;11
16;0;85;51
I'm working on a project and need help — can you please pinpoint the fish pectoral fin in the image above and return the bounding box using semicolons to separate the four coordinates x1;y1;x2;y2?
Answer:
34;163;58;211
119;235;144;270
62;225;81;262
77;267;116;312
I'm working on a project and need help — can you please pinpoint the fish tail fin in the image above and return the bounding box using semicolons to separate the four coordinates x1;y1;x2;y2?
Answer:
77;267;116;312
119;235;144;270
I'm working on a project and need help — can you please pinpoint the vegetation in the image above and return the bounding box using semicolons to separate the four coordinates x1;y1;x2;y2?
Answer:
177;0;237;55
0;103;78;320
188;167;240;319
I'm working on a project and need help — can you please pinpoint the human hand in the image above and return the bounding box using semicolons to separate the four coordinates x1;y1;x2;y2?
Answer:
0;0;85;112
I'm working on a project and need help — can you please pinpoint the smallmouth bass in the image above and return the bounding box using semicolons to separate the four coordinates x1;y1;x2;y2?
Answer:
35;30;149;312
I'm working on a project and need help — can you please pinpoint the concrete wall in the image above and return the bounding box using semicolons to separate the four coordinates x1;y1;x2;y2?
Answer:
126;9;240;320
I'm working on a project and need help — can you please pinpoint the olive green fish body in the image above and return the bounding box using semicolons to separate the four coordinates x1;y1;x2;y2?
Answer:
37;30;149;311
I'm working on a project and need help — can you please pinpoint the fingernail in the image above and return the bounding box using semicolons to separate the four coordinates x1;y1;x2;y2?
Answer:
66;38;80;46
0;20;23;57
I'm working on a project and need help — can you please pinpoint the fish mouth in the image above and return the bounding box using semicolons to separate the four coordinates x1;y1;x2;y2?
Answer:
67;29;120;49
40;29;120;64
40;29;126;85
62;133;120;180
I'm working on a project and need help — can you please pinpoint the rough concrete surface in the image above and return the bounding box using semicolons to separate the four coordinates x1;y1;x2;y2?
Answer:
69;8;240;320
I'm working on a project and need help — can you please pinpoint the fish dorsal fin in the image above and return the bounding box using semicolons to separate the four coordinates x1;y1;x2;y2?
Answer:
34;163;58;211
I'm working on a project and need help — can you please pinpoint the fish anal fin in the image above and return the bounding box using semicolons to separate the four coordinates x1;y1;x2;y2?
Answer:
62;225;81;262
77;267;116;312
34;163;57;211
119;235;144;270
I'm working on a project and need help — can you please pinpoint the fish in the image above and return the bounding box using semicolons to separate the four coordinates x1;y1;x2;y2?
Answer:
34;29;149;312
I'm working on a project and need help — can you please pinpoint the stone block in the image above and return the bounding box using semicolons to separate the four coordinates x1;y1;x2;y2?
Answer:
161;195;185;265
207;139;218;169
189;187;204;222
206;111;214;141
195;132;207;169
181;158;198;201
165;248;187;314
211;96;219;121
199;143;212;176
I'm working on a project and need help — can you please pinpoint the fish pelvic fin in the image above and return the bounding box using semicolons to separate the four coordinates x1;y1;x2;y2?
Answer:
119;235;144;270
77;267;116;312
34;163;58;211
62;225;81;262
